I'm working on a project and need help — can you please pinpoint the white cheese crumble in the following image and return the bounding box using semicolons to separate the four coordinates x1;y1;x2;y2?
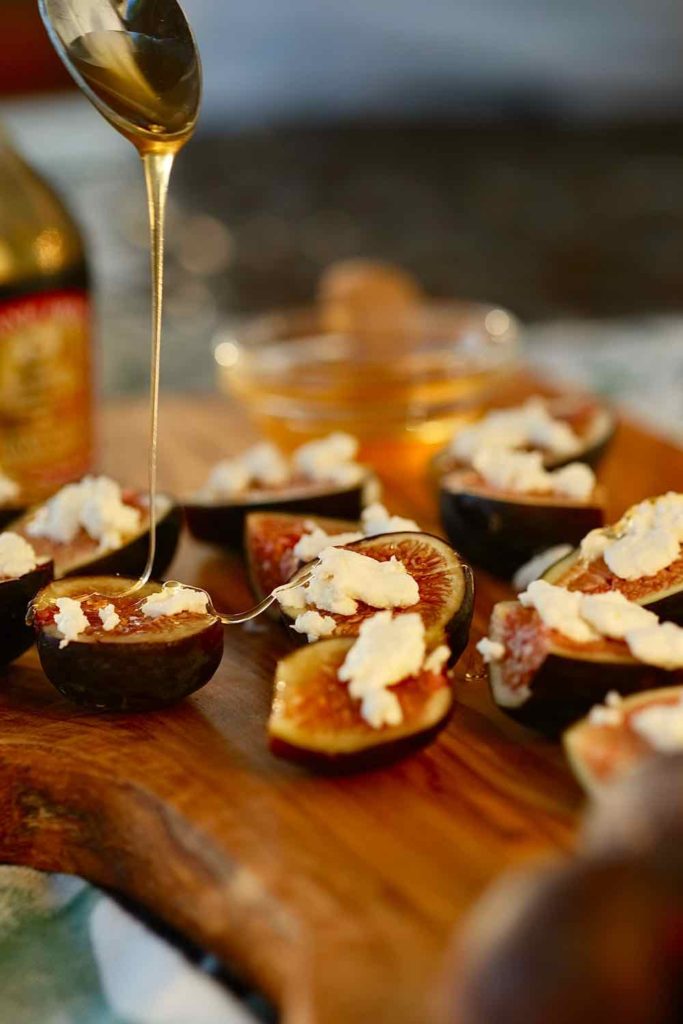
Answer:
27;476;141;551
625;622;683;670
292;503;420;566
450;398;582;463
291;609;337;642
471;449;595;501
292;526;363;564
476;637;506;663
519;579;683;670
0;532;38;579
360;502;420;536
519;580;598;644
338;612;426;729
588;690;624;727
512;544;574;592
141;583;209;619
198;442;289;499
0;471;19;506
579;492;683;580
423;644;450;674
630;695;683;751
579;591;658;640
282;545;420;617
54;597;89;649
98;604;120;632
292;432;364;487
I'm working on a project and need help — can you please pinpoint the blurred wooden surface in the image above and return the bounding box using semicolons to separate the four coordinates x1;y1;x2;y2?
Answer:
0;390;680;1023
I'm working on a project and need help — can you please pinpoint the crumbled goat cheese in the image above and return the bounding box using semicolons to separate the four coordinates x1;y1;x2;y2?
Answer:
512;544;573;592
141;583;209;619
199;459;250;499
423;644;450;674
631;695;683;751
450;398;581;463
198;442;289;499
519;580;598;644
579;493;683;580
604;526;679;582
0;472;19;505
98;604;120;632
338;612;425;728
27;476;140;551
0;532;38;579
360;502;420;536
292;432;364;487
625;622;683;671
579;591;658;640
282;545;419;617
579;528;611;563
292;526;362;564
291;609;337;642
476;637;506;663
472;449;595;501
588;691;624;727
54;597;89;649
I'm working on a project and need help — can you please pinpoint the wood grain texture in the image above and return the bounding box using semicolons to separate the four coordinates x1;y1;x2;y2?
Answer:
1;385;681;1023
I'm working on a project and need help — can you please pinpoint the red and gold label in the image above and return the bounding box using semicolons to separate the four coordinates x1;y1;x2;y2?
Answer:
0;288;92;502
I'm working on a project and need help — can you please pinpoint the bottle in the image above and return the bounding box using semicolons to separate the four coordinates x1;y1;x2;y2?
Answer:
0;127;92;503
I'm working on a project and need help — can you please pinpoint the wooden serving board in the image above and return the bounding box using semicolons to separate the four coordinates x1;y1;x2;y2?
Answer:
0;389;680;1024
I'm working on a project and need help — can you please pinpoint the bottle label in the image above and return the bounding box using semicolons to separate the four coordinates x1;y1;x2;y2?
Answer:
0;288;92;501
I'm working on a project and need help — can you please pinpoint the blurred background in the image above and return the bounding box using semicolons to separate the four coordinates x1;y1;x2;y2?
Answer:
4;0;683;428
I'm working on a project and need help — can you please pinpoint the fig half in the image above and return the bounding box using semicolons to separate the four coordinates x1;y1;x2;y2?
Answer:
0;560;53;666
440;470;605;579
184;477;370;549
431;396;616;481
544;547;683;624
9;492;182;581
30;576;224;711
564;686;683;796
486;600;673;735
268;637;453;772
245;510;358;601
278;532;474;658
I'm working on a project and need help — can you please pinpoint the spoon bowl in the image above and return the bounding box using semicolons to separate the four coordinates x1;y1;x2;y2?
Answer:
38;0;201;151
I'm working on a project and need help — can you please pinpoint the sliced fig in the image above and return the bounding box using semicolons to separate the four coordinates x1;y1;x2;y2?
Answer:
30;576;223;711
183;477;371;549
447;848;683;1024
431;396;615;481
9;492;182;581
439;469;605;579
268;637;453;772
486;600;675;735
245;510;358;602
0;560;53;666
278;532;474;658
564;686;683;796
543;546;683;624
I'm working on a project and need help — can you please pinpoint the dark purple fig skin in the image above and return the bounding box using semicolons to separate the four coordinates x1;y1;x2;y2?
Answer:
184;484;366;549
269;708;454;774
544;549;683;626
440;484;604;580
0;561;53;666
35;616;223;712
487;601;674;737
